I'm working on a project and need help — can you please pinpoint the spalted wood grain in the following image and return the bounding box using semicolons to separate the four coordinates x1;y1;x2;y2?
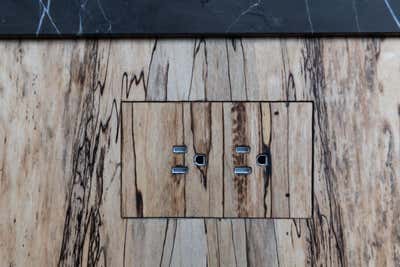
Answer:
0;41;126;267
122;102;185;217
184;102;224;217
124;219;310;267
122;101;311;218
121;103;137;217
270;102;313;219
223;102;271;218
0;38;399;266
270;103;290;218
288;103;313;218
122;102;224;218
304;39;400;266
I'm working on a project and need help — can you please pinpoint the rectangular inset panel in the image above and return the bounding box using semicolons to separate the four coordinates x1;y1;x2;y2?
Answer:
184;103;224;217
121;103;185;217
121;102;312;218
270;103;290;217
223;103;270;217
289;103;313;218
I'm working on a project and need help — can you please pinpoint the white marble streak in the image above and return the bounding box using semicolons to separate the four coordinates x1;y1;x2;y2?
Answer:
352;0;361;32
36;0;60;35
96;0;112;33
384;0;400;29
77;0;113;34
304;0;314;33
78;0;89;35
226;0;262;32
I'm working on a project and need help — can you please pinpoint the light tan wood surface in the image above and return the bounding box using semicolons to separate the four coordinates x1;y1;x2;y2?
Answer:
270;103;290;218
184;102;224;218
121;102;312;218
0;39;399;266
223;102;269;218
288;103;313;218
122;102;185;217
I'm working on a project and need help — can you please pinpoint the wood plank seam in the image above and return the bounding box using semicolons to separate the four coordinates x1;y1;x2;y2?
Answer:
121;101;313;219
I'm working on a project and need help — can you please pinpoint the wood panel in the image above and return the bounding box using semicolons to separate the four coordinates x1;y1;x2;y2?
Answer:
270;103;290;217
124;219;310;267
121;101;312;218
270;102;314;218
122;102;185;217
0;38;399;266
289;103;313;218
223;102;271;218
184;102;224;217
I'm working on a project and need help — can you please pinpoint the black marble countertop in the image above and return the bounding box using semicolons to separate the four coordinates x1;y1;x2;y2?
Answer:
1;0;400;36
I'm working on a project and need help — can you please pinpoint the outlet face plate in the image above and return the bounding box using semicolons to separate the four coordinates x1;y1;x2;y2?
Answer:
121;102;313;218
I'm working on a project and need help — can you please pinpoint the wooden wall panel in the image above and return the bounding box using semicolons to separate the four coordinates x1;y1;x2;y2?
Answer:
223;102;271;218
123;219;310;267
122;103;185;217
288;103;313;218
184;102;224;217
0;38;399;266
270;103;290;218
121;102;312;218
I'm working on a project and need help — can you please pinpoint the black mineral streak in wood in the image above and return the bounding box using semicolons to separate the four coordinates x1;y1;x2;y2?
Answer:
189;103;212;190
130;104;143;217
231;103;249;217
259;103;272;218
304;39;346;266
58;41;119;266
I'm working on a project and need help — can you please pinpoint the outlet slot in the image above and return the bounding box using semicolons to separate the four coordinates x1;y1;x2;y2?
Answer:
256;154;268;166
193;154;207;166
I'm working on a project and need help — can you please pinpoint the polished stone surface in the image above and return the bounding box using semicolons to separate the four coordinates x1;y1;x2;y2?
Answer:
0;0;399;36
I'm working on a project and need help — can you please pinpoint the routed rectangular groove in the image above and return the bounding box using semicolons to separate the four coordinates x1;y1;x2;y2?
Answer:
121;101;313;218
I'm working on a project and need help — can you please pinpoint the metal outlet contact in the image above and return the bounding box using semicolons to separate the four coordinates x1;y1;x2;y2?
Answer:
234;167;252;175
171;166;188;175
172;145;187;154
235;146;251;154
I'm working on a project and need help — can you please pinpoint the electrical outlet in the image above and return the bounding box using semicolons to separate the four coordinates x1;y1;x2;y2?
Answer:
121;101;312;218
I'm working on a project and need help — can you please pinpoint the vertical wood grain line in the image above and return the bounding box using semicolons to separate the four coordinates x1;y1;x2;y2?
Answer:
131;104;143;217
222;103;226;217
182;102;186;217
286;103;291;218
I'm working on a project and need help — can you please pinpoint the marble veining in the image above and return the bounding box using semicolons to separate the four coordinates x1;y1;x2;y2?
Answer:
0;0;400;36
384;0;400;29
